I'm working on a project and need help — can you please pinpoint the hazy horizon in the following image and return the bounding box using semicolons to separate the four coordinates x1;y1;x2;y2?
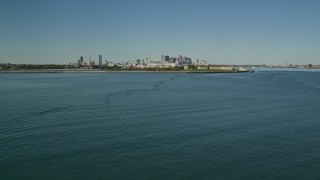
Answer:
1;0;319;65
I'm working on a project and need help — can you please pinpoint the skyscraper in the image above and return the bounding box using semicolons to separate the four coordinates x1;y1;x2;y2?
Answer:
79;56;84;66
179;55;183;62
146;55;151;64
165;56;170;62
99;55;102;66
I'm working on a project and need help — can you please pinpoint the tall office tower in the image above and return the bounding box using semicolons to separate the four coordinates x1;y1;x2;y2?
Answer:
80;56;84;65
179;55;183;62
99;55;102;66
146;55;151;64
165;56;170;62
136;59;141;64
154;56;158;63
161;55;164;62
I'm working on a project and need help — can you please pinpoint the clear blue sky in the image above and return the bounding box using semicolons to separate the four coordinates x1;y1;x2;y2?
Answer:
0;0;319;65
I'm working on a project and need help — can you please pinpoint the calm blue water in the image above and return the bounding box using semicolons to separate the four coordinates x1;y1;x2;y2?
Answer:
1;71;320;179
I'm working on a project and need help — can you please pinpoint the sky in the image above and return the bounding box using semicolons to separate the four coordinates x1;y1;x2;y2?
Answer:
0;0;319;65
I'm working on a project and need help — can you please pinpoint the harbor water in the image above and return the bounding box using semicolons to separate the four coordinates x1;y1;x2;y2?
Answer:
0;71;320;179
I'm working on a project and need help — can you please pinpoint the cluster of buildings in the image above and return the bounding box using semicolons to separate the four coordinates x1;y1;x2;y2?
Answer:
74;54;208;69
134;54;194;68
72;55;318;70
257;62;317;69
75;55;103;67
0;63;13;69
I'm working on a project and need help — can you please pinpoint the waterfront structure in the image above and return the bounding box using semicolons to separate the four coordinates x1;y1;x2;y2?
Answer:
209;66;235;71
194;59;208;66
146;62;176;68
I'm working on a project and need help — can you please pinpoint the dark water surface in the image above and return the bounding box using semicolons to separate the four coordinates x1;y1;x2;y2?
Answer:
1;71;320;179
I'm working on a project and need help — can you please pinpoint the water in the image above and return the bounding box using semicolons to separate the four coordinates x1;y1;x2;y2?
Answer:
0;71;320;179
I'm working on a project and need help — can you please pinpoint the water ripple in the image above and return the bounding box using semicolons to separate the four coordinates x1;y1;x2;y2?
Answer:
1;72;320;179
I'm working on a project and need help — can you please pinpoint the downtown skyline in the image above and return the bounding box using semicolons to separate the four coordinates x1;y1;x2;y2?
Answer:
0;0;320;65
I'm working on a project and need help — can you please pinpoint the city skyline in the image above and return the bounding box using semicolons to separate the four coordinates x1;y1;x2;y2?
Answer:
0;0;319;65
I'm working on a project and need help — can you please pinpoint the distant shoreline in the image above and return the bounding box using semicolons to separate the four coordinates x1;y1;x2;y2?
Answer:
0;69;181;74
0;69;245;74
2;68;320;74
2;68;319;74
